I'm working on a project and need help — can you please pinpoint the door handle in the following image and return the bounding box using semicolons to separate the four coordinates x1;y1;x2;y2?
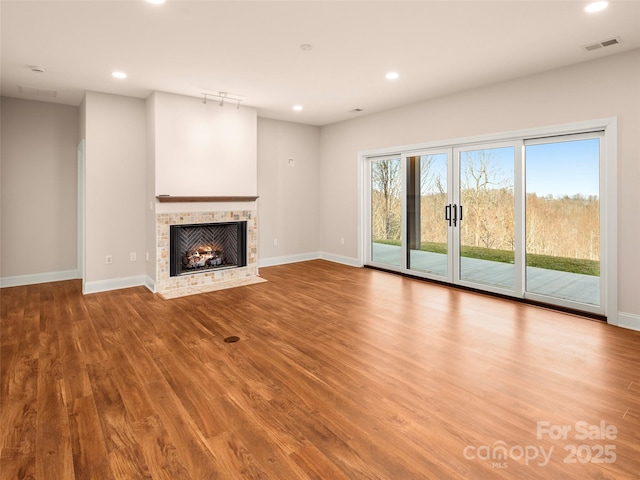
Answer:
459;205;463;222
452;204;457;227
445;204;451;227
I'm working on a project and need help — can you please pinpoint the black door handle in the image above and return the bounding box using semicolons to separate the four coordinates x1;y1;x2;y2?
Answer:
452;204;457;227
459;205;463;222
445;204;451;227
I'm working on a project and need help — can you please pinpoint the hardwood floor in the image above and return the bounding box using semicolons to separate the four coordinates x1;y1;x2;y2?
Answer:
1;260;639;479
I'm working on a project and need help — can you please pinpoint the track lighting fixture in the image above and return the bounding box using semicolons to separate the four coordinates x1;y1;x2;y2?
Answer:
201;91;243;109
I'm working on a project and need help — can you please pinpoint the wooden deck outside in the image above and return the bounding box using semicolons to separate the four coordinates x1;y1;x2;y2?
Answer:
373;243;600;305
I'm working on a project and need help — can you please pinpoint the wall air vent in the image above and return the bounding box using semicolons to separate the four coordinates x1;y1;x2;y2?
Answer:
583;37;621;52
17;85;57;98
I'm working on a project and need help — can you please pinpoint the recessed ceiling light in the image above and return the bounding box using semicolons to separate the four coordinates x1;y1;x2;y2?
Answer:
585;1;609;13
146;0;166;4
293;105;303;111
112;71;127;79
385;72;400;80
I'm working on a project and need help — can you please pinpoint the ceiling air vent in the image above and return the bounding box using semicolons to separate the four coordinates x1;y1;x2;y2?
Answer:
583;37;621;52
18;85;57;98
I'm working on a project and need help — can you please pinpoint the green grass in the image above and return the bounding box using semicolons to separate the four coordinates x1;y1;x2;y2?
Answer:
460;245;515;264
373;239;599;276
526;253;599;276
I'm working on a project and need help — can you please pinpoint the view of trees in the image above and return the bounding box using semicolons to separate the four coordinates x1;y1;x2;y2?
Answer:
371;158;402;241
371;153;600;265
526;193;599;261
460;150;515;253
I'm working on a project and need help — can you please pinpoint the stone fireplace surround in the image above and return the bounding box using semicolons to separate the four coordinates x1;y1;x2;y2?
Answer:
155;202;259;298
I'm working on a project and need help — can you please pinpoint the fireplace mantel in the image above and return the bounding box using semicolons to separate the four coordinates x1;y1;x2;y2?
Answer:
156;195;258;203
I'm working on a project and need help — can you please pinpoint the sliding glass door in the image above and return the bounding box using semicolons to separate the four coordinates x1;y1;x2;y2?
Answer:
456;145;517;292
370;156;402;268
365;128;606;316
524;134;602;307
402;145;518;293
406;151;450;279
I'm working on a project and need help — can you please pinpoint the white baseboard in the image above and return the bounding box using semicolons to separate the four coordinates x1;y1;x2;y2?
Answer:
83;275;148;294
259;251;361;269
617;312;640;332
258;252;321;268
144;275;156;293
319;252;361;268
0;269;79;288
258;252;362;267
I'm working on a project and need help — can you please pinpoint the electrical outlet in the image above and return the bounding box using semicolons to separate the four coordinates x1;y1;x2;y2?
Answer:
287;158;295;167
146;252;149;261
273;238;278;246
106;255;113;264
130;252;137;262
340;237;345;245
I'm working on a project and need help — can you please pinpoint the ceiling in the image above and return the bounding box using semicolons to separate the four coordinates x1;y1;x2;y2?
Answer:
2;0;639;126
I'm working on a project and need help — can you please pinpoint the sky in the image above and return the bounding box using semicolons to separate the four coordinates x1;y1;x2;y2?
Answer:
387;137;600;198
525;138;600;198
458;139;600;198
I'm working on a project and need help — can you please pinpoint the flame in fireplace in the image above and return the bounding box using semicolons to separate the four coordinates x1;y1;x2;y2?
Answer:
183;244;224;269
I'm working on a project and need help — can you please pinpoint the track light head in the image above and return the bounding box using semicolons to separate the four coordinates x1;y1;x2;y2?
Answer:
201;91;241;109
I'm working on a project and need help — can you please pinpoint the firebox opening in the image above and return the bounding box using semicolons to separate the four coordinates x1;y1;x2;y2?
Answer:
169;221;247;277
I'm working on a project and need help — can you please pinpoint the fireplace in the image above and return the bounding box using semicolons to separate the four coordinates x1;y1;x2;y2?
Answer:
170;221;247;277
155;209;257;297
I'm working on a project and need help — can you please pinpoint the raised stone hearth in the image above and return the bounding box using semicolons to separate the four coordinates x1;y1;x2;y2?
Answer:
156;209;258;297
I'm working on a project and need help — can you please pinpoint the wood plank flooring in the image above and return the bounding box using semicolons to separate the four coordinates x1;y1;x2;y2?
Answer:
1;260;639;479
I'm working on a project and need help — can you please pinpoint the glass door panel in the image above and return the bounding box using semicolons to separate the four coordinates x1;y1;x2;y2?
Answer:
370;156;403;267
406;153;449;278
524;136;601;306
457;146;516;291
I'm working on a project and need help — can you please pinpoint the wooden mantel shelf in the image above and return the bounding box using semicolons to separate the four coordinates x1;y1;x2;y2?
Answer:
156;195;258;203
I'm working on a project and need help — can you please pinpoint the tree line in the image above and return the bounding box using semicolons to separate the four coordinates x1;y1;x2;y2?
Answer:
371;157;599;262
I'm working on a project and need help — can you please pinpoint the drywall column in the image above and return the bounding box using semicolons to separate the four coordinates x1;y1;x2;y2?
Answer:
83;91;146;292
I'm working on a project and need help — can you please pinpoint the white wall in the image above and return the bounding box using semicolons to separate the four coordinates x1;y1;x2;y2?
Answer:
319;48;640;318
0;97;78;283
84;92;147;291
153;91;257;197
257;118;321;265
